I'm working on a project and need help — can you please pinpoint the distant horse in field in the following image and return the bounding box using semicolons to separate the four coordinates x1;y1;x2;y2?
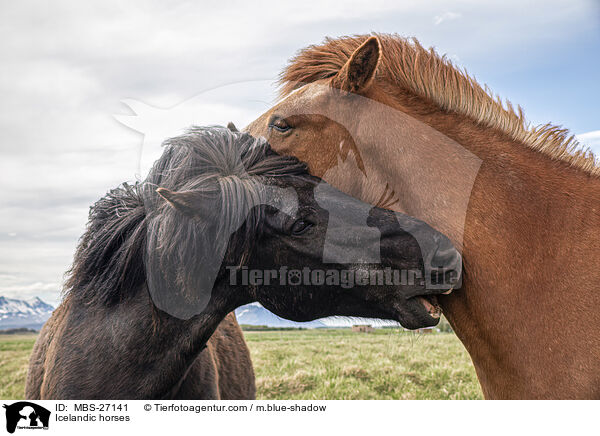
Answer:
26;126;459;399
247;34;600;399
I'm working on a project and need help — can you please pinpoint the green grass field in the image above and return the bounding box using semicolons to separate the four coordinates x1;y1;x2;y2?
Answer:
246;329;482;399
0;333;38;399
0;330;482;400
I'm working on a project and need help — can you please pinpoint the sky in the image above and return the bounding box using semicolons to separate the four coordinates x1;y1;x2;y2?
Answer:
0;0;599;306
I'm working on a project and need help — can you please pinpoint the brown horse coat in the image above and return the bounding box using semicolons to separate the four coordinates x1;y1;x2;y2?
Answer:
26;299;254;399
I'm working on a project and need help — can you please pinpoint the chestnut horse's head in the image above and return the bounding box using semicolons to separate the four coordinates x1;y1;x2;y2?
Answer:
246;34;484;250
246;36;382;180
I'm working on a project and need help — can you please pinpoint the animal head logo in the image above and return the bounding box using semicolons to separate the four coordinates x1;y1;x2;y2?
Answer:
3;402;50;433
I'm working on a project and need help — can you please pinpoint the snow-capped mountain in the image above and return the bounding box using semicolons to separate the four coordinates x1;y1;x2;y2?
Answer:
235;303;328;328
0;296;54;330
0;296;399;330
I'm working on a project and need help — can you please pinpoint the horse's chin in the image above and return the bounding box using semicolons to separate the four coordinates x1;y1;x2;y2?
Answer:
389;292;449;330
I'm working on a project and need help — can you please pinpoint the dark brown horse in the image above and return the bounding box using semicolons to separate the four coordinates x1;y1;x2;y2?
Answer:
26;126;460;399
247;34;600;399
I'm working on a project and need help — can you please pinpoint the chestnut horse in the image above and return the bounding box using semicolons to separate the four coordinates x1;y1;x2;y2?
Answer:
247;34;600;399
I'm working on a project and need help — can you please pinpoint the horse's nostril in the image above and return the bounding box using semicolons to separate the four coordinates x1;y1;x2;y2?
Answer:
429;241;462;287
431;245;461;270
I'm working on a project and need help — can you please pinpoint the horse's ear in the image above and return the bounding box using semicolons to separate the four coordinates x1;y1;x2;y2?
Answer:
333;36;381;94
157;187;212;218
147;187;223;320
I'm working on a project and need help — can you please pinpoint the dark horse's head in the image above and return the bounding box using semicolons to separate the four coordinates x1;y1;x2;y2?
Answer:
68;127;459;329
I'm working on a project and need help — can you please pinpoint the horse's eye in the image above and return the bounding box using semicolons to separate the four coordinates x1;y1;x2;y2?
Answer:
291;219;313;235
270;118;291;133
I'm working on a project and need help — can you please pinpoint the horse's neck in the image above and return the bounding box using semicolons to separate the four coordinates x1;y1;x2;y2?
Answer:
446;156;600;398
377;87;600;397
371;84;600;252
69;287;233;398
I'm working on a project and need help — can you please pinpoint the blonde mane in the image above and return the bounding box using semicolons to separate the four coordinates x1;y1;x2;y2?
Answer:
280;33;599;176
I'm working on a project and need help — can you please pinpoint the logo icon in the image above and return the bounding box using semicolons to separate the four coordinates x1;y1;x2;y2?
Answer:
3;402;50;434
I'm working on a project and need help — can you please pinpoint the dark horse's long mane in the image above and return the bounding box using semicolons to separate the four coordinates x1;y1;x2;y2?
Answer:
65;127;307;307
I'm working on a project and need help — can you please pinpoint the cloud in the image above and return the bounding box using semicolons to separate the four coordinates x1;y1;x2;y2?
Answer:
116;80;276;176
576;130;600;156
434;11;461;25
